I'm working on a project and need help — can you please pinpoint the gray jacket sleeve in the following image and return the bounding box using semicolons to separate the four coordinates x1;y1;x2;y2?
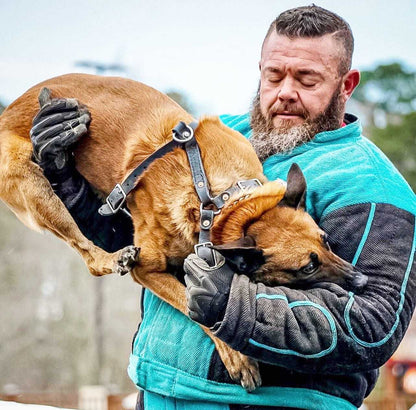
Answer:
212;203;416;374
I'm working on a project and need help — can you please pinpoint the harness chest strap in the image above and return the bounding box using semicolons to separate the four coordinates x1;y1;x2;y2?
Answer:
98;139;182;216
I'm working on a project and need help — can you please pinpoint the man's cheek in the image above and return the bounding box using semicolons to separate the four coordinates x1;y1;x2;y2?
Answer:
260;92;274;115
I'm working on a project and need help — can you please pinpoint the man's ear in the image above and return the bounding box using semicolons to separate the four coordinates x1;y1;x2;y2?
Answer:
213;236;265;275
278;163;306;210
341;69;360;103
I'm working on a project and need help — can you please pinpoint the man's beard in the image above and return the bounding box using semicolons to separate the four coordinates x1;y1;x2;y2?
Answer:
250;85;344;161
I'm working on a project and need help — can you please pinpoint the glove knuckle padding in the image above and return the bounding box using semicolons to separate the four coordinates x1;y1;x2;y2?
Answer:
30;94;90;169
79;112;91;124
184;252;235;327
36;123;64;142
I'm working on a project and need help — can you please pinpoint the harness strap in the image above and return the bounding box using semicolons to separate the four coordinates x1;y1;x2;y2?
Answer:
195;179;262;266
173;122;212;206
99;140;181;216
172;122;219;265
211;179;262;209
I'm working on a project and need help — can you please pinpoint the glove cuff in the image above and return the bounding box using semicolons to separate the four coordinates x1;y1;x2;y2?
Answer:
40;155;75;184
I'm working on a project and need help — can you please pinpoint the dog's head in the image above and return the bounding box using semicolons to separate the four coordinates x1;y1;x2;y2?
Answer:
211;163;367;292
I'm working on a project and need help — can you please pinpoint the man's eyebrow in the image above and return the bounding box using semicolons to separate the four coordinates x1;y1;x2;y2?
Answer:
263;67;324;79
264;67;283;74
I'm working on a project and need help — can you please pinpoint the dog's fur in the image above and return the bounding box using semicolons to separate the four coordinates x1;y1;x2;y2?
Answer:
0;73;362;391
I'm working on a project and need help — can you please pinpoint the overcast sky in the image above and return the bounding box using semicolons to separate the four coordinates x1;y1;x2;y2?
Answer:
1;0;415;115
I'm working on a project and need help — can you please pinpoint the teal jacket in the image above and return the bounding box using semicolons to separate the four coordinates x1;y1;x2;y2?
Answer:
63;113;416;409
127;113;416;409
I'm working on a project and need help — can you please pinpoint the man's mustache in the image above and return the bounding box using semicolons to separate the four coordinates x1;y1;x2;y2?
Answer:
267;103;309;120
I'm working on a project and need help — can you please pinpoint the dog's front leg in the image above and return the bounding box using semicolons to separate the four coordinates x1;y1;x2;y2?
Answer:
0;151;140;277
131;268;262;392
210;335;261;392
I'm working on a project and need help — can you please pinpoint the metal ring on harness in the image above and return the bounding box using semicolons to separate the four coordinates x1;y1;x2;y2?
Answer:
172;123;194;143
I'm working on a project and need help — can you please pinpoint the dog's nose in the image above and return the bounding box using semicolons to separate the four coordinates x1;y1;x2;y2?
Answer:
349;271;368;291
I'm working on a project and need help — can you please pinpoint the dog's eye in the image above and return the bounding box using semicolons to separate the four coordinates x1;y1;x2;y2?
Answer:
301;252;320;275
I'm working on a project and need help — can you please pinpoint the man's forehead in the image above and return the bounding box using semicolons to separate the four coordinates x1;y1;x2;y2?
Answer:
261;32;341;71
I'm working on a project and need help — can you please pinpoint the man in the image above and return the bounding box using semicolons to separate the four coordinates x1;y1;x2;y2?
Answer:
30;5;416;409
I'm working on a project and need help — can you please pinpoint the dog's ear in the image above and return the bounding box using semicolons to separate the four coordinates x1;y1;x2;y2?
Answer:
213;236;265;275
279;163;306;210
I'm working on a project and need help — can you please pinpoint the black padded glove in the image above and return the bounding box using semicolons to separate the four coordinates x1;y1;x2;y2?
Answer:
30;87;92;211
30;88;134;253
30;87;90;182
184;251;235;328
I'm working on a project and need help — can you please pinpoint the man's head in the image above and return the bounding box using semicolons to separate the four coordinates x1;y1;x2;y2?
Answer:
250;5;360;160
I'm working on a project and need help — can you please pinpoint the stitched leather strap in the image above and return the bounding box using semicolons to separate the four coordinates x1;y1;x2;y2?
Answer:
99;140;181;216
173;121;213;206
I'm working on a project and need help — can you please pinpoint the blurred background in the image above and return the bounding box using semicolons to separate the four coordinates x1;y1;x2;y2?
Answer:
1;0;416;409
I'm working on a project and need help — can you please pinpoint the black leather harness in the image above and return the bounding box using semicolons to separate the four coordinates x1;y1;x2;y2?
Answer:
99;121;261;265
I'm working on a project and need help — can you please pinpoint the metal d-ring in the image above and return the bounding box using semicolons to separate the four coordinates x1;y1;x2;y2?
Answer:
172;123;194;143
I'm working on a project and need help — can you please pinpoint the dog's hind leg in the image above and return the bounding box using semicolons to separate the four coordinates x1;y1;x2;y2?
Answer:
130;267;262;392
0;135;137;276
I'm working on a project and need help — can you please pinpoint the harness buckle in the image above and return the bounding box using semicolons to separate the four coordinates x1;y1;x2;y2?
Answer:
105;183;127;214
194;241;213;252
237;178;262;190
194;242;218;266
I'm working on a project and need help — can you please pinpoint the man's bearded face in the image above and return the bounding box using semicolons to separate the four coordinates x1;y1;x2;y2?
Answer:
251;32;350;161
250;83;343;161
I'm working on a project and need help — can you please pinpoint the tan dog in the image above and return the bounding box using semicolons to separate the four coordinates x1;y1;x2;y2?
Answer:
0;73;365;391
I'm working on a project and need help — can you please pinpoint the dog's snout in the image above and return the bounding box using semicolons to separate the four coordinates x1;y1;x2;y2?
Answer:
348;271;368;291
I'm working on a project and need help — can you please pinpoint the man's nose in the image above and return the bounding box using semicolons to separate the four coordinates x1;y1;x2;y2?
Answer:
277;77;298;102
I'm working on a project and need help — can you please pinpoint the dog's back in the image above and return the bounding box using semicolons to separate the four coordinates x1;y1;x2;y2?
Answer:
0;73;193;193
0;72;264;253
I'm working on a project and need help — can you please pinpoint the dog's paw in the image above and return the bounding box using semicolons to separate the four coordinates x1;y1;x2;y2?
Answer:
230;354;262;393
214;340;262;392
114;246;140;276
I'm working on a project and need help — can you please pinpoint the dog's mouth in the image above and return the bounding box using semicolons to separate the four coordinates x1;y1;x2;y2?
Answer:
244;259;368;292
344;269;368;292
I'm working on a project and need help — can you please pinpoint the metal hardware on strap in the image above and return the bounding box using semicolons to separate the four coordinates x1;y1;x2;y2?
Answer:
101;183;127;215
194;241;218;266
194;241;213;254
98;138;182;216
237;178;262;190
210;178;263;210
197;207;217;266
200;207;215;229
172;121;195;143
